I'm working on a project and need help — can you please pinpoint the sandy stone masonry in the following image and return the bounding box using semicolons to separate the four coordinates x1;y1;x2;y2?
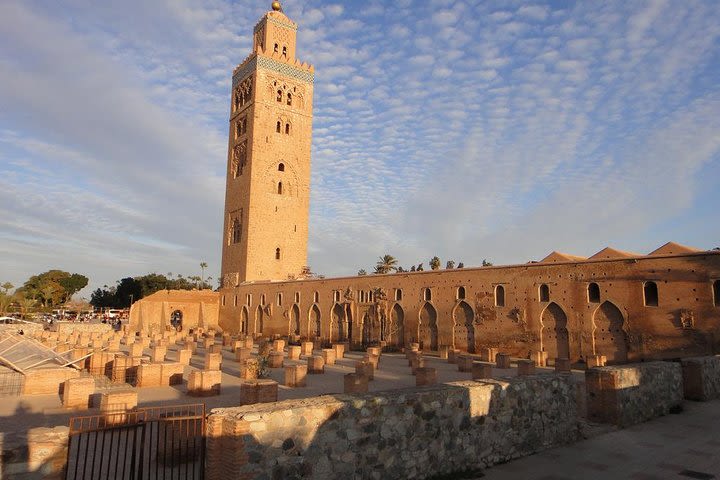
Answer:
206;375;580;480
218;248;720;365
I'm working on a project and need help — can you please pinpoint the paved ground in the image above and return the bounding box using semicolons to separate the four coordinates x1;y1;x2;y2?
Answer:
481;398;720;480
1;343;718;479
0;344;583;434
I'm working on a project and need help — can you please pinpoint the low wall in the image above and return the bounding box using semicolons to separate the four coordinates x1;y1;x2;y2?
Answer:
206;375;580;480
1;426;69;480
681;355;720;401
0;323;44;336
51;322;112;334
586;361;683;427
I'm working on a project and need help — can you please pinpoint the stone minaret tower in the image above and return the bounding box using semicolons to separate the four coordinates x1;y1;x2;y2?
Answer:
221;1;314;286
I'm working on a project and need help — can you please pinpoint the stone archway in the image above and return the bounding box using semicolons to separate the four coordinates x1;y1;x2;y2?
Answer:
361;312;371;347
418;302;438;351
170;310;183;331
331;303;346;342
309;304;321;338
255;305;264;335
345;304;354;344
593;301;628;364
389;303;405;348
452;301;475;353
541;302;569;360
290;304;300;335
240;307;249;334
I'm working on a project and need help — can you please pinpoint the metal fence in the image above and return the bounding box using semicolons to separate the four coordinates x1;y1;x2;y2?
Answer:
0;370;24;396
66;404;206;480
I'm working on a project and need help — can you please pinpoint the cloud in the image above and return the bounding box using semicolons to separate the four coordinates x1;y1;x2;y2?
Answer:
0;0;718;295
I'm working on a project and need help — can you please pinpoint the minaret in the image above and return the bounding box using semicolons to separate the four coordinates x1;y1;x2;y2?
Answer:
220;1;314;286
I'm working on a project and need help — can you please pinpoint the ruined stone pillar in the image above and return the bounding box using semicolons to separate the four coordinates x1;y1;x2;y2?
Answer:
176;348;192;365
268;351;284;368
555;358;572;372
301;341;314;357
308;355;325;374
496;353;512;369
344;373;368;394
415;367;437;386
481;348;499;363
472;361;493;380
321;348;336;365
62;377;95;410
284;364;307;387
356;361;374;380
287;345;302;360
517;359;536;376
204;352;222;371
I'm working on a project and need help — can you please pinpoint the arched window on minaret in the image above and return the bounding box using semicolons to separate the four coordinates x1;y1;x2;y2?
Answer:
276;121;281;133
282;46;287;57
287;93;292;106
277;182;283;194
278;163;285;172
276;248;281;260
276;90;282;102
285;123;291;134
231;218;242;244
274;43;279;53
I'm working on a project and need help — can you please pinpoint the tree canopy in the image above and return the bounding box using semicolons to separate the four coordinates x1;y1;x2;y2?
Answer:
17;270;88;307
90;273;214;308
374;255;399;274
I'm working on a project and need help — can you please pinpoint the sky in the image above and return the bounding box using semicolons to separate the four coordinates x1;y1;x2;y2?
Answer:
1;0;719;297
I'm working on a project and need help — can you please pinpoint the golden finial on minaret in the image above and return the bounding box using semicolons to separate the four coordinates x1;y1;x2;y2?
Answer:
271;1;282;11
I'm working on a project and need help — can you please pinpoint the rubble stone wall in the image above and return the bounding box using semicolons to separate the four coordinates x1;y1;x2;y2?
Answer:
206;375;580;480
586;361;683;427
681;355;720;401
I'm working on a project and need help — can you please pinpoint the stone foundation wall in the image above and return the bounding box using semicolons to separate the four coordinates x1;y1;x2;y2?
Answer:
681;355;720;401
586;361;683;427
1;426;69;479
206;375;580;480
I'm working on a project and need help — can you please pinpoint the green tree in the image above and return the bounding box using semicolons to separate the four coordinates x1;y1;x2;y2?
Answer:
429;257;441;270
457;262;465;268
482;259;493;267
57;274;89;302
19;270;88;305
375;255;399;274
40;284;59;307
115;277;142;308
1;282;13;295
446;260;455;269
416;263;424;271
0;293;12;315
90;287;117;309
358;269;367;276
18;296;36;319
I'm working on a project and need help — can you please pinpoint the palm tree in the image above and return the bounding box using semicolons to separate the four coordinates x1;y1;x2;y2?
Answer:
429;256;441;270
19;296;36;319
0;294;11;315
375;255;398;274
200;262;208;285
1;282;13;295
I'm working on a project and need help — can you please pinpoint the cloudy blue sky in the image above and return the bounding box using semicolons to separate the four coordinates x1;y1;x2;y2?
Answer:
1;0;719;296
